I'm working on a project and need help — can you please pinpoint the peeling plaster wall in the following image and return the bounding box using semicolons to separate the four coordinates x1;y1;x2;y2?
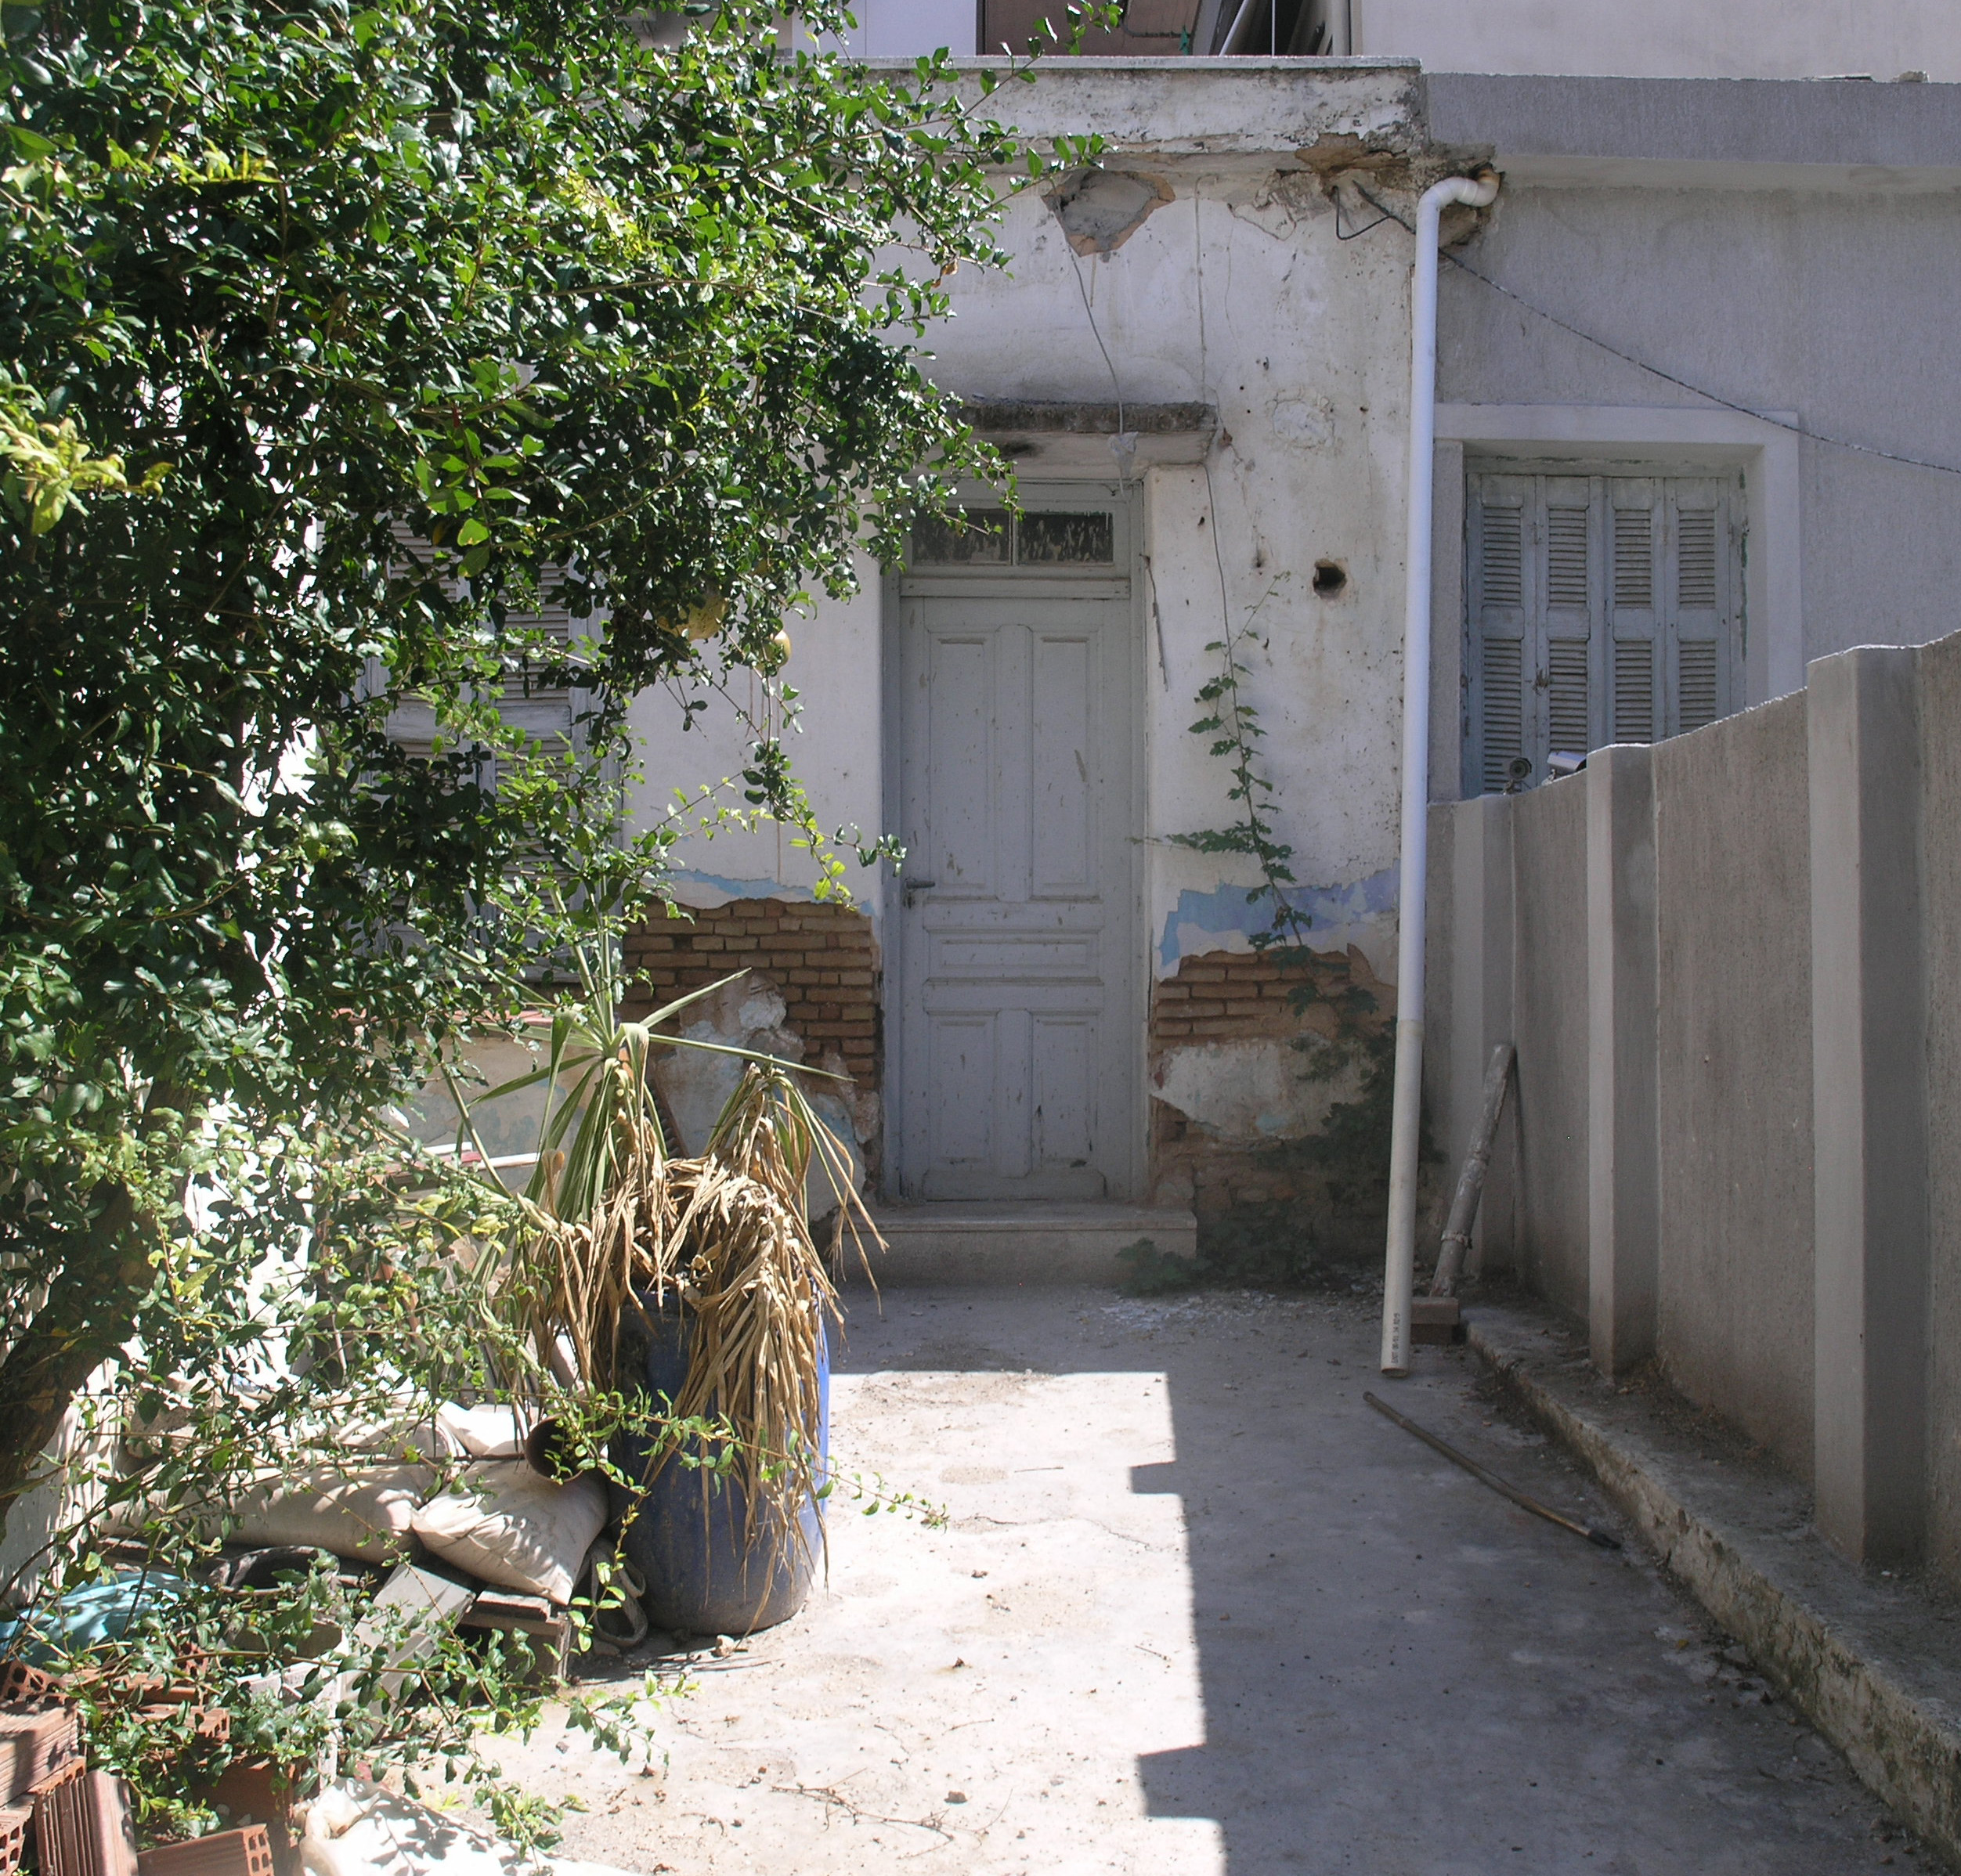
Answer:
624;64;1432;1201
1147;943;1388;1212
923;85;1426;1203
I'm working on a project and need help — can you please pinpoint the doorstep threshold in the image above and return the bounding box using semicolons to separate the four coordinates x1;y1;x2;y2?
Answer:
869;1200;1193;1230
857;1200;1196;1286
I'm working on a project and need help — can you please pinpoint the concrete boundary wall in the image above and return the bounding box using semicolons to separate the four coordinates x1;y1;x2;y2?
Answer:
1426;624;1961;1580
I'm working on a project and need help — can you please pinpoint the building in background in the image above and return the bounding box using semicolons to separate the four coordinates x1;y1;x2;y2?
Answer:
619;27;1961;1279
824;0;1960;74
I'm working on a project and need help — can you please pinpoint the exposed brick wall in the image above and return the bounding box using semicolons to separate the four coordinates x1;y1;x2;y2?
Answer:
1148;943;1392;1233
1150;943;1389;1055
1150;950;1316;1045
623;897;881;1090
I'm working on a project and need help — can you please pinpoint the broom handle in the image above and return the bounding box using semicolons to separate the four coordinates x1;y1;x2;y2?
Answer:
1363;1391;1622;1550
1430;1041;1515;1298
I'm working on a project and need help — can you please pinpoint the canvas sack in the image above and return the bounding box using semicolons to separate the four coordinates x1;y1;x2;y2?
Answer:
226;1464;435;1564
410;1463;606;1606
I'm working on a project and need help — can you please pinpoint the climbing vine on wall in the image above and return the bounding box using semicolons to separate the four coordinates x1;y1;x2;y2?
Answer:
1172;575;1306;940
1172;576;1380;1065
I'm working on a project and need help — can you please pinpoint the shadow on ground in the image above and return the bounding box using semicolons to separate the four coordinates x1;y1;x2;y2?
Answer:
829;1286;1917;1876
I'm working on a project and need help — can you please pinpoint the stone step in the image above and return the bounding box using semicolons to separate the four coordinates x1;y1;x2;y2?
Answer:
852;1203;1197;1286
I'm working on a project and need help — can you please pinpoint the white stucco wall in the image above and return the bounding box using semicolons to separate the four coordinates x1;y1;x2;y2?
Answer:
799;6;1961;81
632;64;1429;975
814;0;977;56
1360;1;1960;82
624;556;889;916
625;63;1431;1182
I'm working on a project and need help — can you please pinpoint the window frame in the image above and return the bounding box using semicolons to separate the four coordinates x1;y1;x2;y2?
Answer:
1463;467;1743;795
1431;406;1803;803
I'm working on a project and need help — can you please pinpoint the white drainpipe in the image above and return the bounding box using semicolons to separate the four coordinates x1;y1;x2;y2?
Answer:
1380;169;1501;1379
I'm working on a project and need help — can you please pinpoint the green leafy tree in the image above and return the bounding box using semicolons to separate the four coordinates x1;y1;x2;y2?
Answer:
0;0;1075;1533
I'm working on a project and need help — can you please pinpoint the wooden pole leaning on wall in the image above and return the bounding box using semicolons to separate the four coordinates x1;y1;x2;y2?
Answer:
1409;1042;1515;1345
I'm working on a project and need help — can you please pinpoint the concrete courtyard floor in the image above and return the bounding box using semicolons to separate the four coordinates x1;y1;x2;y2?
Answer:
493;1286;1930;1874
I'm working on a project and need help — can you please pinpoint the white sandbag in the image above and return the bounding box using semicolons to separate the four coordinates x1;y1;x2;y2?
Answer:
300;1778;522;1876
434;1402;527;1460
410;1463;606;1605
228;1463;435;1564
336;1414;446;1462
299;1779;643;1876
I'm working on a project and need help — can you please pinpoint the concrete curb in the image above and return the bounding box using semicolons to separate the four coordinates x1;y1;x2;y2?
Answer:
1468;1306;1961;1871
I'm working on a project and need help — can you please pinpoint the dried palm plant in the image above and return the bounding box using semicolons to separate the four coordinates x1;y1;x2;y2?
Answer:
454;952;878;1546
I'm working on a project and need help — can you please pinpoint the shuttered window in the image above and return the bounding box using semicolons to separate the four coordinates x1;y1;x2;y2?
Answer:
1464;471;1741;795
378;525;599;774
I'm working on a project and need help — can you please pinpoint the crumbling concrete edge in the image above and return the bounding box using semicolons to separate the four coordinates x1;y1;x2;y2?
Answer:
1468;1316;1961;1871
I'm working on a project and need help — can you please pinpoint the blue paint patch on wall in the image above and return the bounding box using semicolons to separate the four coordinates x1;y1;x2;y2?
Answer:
674;871;797;901
670;871;876;917
1157;868;1398;970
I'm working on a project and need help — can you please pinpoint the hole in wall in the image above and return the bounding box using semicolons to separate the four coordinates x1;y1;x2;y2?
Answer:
1312;560;1348;598
1045;168;1175;256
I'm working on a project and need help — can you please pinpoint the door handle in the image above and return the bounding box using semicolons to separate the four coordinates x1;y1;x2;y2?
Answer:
901;876;938;904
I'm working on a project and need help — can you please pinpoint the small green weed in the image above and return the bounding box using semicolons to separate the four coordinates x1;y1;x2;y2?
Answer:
1116;1237;1201;1297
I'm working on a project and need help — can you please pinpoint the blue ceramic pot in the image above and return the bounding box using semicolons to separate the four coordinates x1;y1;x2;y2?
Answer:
612;1297;828;1636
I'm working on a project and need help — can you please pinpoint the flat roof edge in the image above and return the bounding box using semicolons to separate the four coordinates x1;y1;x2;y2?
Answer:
1425;70;1961;174
847;54;1423;70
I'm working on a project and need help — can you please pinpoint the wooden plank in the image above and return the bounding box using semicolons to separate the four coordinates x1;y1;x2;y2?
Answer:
459;1594;570;1685
1410;1296;1466;1346
346;1564;475;1699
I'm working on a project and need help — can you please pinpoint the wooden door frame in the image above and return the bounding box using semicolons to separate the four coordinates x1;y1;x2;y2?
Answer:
878;478;1148;1203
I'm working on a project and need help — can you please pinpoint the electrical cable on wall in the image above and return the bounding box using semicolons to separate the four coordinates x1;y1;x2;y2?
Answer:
1347;181;1961;481
1192;189;1237;639
1064;244;1134;480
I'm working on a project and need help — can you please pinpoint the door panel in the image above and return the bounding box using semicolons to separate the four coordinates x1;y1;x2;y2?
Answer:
1030;632;1096;893
923;633;998;897
897;589;1136;1201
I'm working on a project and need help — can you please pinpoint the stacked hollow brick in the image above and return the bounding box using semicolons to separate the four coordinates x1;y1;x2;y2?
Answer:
624;898;880;1088
1149;944;1390;1052
0;1665;275;1876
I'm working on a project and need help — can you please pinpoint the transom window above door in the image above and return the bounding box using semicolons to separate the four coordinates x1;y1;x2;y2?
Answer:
1464;471;1743;796
910;506;1115;568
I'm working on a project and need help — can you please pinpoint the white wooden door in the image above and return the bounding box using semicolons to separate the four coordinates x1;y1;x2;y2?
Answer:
893;499;1139;1201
